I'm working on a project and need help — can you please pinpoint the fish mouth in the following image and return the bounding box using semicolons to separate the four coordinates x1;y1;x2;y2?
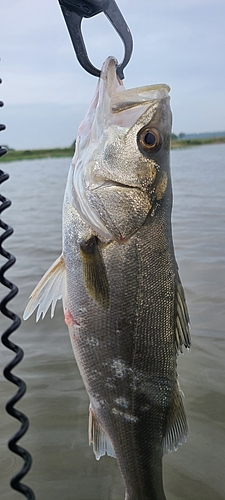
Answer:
100;56;170;127
111;84;170;114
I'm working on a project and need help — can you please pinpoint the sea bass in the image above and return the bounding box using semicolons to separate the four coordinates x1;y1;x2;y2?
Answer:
24;57;191;500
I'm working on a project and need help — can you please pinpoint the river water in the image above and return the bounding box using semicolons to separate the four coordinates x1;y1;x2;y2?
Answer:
0;144;225;500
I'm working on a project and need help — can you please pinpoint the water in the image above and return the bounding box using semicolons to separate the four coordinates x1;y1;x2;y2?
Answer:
0;144;224;500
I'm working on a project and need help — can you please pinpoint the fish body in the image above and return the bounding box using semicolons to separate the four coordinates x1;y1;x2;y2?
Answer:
24;57;190;500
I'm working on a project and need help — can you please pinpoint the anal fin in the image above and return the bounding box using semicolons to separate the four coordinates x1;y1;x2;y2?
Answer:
89;405;115;460
162;381;188;455
23;254;67;321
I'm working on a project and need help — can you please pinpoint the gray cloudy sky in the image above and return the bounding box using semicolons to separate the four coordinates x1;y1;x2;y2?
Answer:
1;0;225;149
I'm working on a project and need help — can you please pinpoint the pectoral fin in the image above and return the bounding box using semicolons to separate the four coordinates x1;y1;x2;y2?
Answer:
80;236;110;309
23;255;67;321
89;405;115;460
162;381;188;454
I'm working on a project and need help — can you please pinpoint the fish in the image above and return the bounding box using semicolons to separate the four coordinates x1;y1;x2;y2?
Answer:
24;56;191;500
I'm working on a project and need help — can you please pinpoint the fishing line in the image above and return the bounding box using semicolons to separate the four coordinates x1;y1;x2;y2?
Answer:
0;79;35;499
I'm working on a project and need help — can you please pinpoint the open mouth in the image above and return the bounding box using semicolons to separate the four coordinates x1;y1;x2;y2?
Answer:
90;57;171;131
111;83;170;113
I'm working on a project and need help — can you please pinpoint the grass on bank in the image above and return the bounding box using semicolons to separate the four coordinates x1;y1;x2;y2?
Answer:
171;135;225;149
0;147;75;162
1;136;225;162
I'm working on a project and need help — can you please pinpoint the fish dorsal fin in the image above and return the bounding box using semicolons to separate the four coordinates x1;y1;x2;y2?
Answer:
175;275;191;353
23;255;67;321
162;382;188;455
89;405;116;460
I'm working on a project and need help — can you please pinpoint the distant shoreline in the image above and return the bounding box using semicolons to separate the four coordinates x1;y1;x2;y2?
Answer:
1;136;225;162
0;147;75;163
171;136;225;149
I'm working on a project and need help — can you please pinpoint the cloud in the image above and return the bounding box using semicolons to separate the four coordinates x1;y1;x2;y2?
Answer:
0;0;225;148
1;102;86;150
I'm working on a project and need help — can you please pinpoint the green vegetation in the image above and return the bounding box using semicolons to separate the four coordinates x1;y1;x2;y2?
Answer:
171;136;225;149
0;147;75;162
1;136;225;162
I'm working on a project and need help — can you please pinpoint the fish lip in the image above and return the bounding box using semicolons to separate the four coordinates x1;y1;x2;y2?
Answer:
111;83;171;113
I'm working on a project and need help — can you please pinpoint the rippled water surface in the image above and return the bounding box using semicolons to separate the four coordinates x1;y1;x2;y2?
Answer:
0;144;225;499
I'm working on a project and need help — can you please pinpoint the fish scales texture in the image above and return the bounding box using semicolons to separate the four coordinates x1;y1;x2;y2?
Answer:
24;57;190;500
64;199;175;500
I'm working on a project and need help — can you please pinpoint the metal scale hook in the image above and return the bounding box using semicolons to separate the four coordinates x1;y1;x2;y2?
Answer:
58;0;133;79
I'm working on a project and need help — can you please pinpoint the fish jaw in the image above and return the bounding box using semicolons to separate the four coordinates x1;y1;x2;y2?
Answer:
68;56;172;242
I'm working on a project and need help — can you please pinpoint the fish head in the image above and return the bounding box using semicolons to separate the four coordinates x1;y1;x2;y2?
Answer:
70;57;172;242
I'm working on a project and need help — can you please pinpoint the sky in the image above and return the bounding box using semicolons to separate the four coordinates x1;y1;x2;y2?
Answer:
0;0;225;150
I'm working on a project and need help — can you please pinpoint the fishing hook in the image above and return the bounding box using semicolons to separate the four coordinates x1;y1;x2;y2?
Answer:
58;0;133;79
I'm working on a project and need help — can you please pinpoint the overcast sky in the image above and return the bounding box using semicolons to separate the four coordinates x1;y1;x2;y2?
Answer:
0;0;224;149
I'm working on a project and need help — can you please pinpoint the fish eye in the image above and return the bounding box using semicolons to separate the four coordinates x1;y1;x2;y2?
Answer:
138;127;163;154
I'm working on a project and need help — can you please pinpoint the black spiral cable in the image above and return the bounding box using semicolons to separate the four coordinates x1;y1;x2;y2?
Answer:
0;79;35;499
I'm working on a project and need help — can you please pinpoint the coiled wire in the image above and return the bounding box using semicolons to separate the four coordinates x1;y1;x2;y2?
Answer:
0;80;35;499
